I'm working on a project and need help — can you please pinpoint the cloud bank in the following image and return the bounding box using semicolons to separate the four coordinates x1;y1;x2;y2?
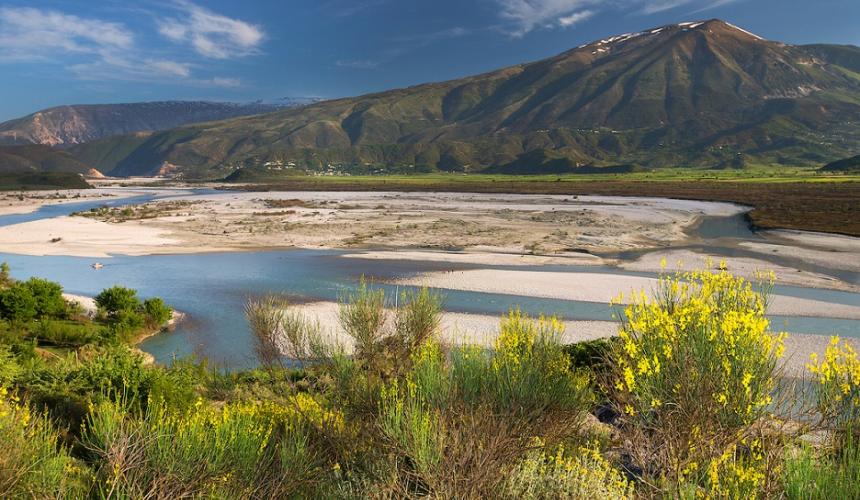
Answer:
0;2;261;87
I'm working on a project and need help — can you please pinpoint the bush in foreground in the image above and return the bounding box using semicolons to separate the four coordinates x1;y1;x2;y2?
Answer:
609;268;788;497
0;386;86;497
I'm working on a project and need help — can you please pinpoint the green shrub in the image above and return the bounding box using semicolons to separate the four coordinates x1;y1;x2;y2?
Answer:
95;286;140;318
107;309;146;342
142;297;172;327
807;337;860;436
147;358;206;412
20;345;150;430
83;396;324;498
21;277;66;319
372;313;593;497
338;278;386;362
34;319;105;346
0;262;11;288
451;310;591;416
0;284;37;322
0;345;20;387
783;436;860;499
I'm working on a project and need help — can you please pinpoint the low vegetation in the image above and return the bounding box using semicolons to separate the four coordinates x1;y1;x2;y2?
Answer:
72;200;198;222
229;171;860;236
0;264;856;498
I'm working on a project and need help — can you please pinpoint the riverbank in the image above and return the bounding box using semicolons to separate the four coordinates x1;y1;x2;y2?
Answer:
0;188;126;216
63;292;185;364
290;300;618;348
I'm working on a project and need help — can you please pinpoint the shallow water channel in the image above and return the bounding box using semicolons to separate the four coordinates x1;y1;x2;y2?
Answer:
1;190;857;368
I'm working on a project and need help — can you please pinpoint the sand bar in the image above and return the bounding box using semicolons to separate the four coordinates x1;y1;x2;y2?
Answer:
0;216;230;257
2;189;747;257
619;249;859;292
394;269;860;320
341;249;604;266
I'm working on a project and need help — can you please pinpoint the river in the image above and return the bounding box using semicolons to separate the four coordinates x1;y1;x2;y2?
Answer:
1;188;857;368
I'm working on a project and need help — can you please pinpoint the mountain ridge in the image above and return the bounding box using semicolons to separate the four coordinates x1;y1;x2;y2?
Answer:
68;19;860;177
0;100;304;147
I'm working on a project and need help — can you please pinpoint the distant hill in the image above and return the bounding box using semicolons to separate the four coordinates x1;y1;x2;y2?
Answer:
821;154;860;172
69;20;860;178
0;145;95;175
0;172;91;190
0;101;295;147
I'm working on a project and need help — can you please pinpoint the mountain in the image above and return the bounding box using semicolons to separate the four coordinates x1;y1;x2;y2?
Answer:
70;20;860;178
821;154;860;172
0;101;289;147
0;145;96;175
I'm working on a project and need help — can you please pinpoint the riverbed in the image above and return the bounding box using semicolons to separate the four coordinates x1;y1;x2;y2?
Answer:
0;187;856;371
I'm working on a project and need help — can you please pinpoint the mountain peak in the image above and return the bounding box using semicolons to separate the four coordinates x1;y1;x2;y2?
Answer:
575;19;765;52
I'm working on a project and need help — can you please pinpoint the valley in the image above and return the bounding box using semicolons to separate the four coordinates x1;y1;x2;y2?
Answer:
1;5;860;496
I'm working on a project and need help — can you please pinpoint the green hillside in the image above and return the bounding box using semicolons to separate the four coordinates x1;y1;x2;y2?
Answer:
0;145;94;175
70;20;860;178
821;154;860;172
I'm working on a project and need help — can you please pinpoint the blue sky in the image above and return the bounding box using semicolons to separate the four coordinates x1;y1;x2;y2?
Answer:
0;0;858;121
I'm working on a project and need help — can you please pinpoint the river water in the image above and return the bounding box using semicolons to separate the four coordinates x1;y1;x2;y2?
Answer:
1;189;857;368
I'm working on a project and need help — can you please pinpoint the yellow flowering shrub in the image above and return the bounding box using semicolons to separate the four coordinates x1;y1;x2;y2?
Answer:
808;337;860;429
490;310;591;413
85;395;330;497
0;386;85;497
379;378;443;475
504;439;634;499
613;268;786;427
706;440;767;498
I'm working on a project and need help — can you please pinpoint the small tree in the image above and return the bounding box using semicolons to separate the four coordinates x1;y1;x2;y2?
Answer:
22;278;66;319
95;286;140;319
0;284;37;323
0;262;11;288
143;297;173;327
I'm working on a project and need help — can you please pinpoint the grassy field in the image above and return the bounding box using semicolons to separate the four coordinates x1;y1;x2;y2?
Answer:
226;169;860;236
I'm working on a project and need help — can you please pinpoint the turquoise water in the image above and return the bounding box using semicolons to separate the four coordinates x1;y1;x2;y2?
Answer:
1;191;858;368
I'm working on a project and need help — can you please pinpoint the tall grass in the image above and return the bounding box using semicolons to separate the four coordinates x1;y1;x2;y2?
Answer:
782;432;860;499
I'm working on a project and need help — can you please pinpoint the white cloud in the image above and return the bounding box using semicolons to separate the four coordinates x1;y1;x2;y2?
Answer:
0;6;132;61
208;77;242;88
148;60;192;78
496;0;596;37
687;0;743;14
0;4;250;87
640;0;694;14
493;0;747;36
335;59;380;69
158;1;265;59
69;56;193;82
558;10;594;27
